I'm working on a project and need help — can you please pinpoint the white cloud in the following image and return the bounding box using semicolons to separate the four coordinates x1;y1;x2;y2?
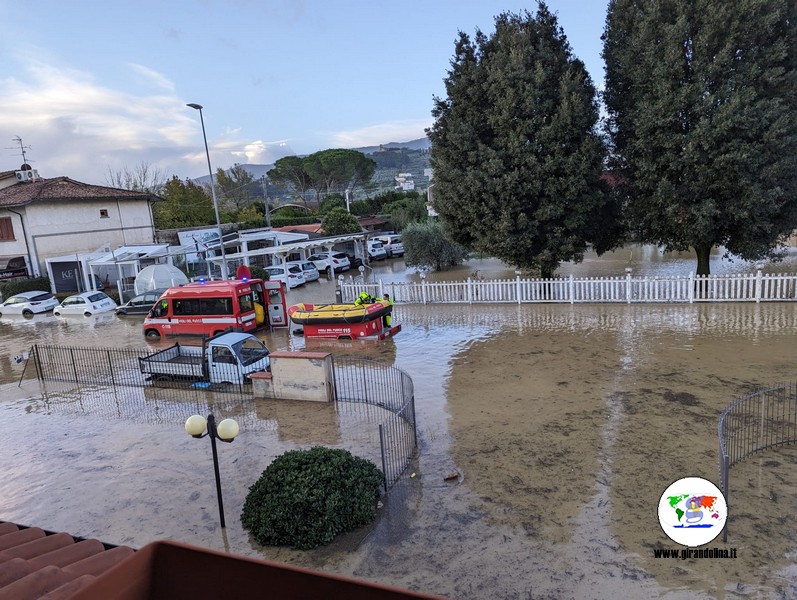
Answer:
328;119;432;149
0;53;259;183
229;139;296;165
127;63;176;92
0;49;426;185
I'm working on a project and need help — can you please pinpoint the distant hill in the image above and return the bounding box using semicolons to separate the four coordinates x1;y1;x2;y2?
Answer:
192;138;431;198
353;137;431;155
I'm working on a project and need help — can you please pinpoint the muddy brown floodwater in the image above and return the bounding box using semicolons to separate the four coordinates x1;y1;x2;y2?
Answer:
0;296;795;599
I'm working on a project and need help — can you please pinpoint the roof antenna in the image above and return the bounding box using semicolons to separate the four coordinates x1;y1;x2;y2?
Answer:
9;136;33;169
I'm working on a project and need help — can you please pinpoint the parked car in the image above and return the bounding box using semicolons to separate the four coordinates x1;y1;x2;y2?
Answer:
54;291;118;316
374;234;405;257
115;288;167;316
306;252;351;275
90;274;108;290
367;240;388;261
344;253;363;269
265;264;306;289
287;261;320;282
0;290;59;317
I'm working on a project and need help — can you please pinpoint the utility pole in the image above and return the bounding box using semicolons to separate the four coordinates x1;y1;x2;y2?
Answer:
261;176;271;228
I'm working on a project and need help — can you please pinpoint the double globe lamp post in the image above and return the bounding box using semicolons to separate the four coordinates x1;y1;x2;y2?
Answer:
184;414;240;528
186;103;229;280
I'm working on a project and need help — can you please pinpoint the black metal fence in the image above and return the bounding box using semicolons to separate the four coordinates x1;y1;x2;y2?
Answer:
331;357;417;490
718;381;797;542
28;344;418;492
30;344;251;393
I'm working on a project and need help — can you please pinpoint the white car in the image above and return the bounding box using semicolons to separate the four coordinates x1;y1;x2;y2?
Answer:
0;290;59;317
367;240;388;261
374;234;405;257
287;260;320;282
54;291;118;316
265;264;306;289
306;252;351;275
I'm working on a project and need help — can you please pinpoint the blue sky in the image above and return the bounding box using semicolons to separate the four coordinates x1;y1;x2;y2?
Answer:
0;0;609;185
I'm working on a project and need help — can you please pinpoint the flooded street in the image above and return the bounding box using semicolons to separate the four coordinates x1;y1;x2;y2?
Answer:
1;259;796;599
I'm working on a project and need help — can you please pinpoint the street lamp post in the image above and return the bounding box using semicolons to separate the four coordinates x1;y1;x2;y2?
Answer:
187;103;228;280
184;413;240;528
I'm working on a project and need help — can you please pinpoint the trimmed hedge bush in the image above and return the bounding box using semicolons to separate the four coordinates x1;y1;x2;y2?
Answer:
241;446;384;550
0;276;51;299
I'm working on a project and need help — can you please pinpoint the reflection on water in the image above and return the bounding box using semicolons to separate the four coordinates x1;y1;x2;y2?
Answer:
392;302;797;338
365;243;797;284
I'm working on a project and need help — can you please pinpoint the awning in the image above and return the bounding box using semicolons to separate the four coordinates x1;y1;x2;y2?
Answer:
0;255;29;280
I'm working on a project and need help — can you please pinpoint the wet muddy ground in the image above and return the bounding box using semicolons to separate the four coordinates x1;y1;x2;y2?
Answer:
0;295;795;599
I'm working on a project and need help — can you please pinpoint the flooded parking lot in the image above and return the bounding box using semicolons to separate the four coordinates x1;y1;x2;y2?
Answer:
0;264;796;599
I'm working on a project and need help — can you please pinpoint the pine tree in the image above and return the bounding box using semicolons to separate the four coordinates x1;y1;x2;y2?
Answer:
153;177;218;229
603;0;797;275
428;3;619;279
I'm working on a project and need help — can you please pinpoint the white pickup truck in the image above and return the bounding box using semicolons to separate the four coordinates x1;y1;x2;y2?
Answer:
138;332;270;385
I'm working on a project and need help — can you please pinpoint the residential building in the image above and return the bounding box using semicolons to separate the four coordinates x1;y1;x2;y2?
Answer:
0;168;160;283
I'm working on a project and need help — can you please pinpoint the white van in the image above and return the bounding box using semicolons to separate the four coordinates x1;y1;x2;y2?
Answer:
374;234;404;257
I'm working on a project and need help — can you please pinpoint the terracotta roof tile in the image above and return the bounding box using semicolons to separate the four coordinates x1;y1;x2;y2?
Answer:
0;177;160;208
0;523;444;599
0;522;133;600
37;576;96;600
274;223;323;234
27;540;106;571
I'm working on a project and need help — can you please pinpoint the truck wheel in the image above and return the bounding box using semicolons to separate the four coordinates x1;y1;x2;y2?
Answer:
145;329;161;339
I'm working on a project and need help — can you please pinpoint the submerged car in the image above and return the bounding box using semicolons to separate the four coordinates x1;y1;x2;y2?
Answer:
367;240;388;261
287;261;320;282
54;291;118;316
374;234;405;257
306;252;351;275
265;264;306;289
115;289;167;316
0;291;59;317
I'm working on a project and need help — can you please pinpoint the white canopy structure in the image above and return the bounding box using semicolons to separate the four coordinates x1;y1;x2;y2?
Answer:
134;264;189;294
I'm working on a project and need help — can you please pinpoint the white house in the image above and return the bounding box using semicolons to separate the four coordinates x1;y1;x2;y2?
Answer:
0;169;160;287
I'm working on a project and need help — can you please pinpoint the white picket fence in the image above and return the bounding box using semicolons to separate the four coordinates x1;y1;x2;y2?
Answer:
340;268;797;305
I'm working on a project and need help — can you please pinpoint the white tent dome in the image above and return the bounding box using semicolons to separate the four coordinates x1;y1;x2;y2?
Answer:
134;264;189;295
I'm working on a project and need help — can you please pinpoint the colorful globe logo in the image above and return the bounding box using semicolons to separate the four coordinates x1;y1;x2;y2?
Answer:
658;476;727;547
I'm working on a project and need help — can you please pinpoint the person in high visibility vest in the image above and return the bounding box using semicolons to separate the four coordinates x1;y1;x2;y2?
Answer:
254;301;265;325
382;292;394;327
354;291;374;306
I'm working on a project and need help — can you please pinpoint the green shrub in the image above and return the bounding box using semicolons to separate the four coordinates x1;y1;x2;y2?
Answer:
241;446;383;550
249;266;269;281
0;276;51;298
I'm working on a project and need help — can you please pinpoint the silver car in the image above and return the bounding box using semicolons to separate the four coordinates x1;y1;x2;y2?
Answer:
287;261;320;282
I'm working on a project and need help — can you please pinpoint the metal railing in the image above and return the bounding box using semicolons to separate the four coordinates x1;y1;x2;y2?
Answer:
332;357;417;490
341;267;797;305
30;344;252;394
27;344;418;492
718;382;797;541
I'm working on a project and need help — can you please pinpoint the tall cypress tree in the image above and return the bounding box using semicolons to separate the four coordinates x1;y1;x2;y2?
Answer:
603;0;797;275
428;3;619;279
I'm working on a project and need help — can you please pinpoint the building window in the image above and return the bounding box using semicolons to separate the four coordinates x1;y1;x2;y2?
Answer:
99;209;109;218
0;217;14;241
